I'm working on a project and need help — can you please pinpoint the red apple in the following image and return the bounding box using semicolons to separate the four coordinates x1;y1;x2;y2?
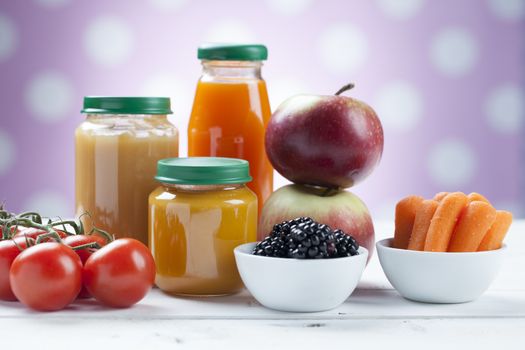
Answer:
259;184;375;260
265;84;383;189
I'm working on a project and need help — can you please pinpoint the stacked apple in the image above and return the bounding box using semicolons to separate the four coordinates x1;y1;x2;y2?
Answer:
260;84;384;258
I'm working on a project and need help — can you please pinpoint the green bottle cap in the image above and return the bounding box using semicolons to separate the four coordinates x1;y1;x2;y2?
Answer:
155;157;252;185
198;44;268;61
81;97;172;115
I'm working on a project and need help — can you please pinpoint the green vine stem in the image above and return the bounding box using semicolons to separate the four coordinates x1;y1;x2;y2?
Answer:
17;212;43;224
70;241;101;251
2;217;58;241
12;236;35;251
50;220;83;236
88;226;114;244
78;212;114;244
35;231;63;244
0;209;15;221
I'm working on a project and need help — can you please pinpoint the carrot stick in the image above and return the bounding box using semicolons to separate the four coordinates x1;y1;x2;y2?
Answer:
433;192;449;202
448;201;497;252
407;199;439;251
478;210;513;251
393;195;424;249
467;192;490;204
424;192;468;252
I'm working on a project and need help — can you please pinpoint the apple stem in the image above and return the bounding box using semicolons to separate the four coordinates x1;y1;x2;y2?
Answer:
335;83;355;96
321;187;339;197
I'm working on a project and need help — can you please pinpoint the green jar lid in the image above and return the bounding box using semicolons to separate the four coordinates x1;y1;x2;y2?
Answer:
155;157;252;185
198;44;268;61
81;97;172;115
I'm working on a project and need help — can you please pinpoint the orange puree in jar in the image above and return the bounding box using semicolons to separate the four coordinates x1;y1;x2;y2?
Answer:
149;157;257;296
188;44;273;215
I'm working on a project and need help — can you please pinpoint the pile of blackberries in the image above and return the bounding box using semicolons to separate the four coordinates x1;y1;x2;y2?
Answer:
252;217;360;259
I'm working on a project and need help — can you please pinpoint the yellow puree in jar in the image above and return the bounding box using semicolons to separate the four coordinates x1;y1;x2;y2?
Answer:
149;184;257;296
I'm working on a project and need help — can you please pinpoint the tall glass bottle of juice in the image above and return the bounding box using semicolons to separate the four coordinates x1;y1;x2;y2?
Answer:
188;44;273;214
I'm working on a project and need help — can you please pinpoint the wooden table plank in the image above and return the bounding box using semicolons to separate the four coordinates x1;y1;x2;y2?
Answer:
1;288;524;320
1;318;524;349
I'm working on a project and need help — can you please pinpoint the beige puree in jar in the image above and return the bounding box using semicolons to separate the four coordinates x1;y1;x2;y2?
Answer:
75;97;178;245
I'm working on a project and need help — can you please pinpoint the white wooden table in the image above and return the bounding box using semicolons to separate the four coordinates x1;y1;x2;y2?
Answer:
1;221;524;349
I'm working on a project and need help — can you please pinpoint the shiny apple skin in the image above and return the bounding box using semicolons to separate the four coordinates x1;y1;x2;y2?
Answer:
259;184;375;261
265;94;384;189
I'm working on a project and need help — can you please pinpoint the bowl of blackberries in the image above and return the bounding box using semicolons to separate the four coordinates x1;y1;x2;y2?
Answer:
234;217;368;312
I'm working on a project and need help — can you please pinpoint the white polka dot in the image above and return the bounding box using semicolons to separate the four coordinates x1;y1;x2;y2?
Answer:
205;20;256;43
0;13;17;62
25;71;74;123
268;78;311;111
376;0;425;19
149;0;187;11
430;27;478;77
84;16;134;67
266;0;314;15
34;0;71;7
487;0;525;20
0;129;15;176
428;139;476;187
318;23;368;74
374;81;423;132
24;190;71;218
485;84;524;134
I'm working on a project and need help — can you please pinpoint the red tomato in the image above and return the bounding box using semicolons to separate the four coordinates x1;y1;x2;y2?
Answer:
14;227;67;242
63;234;107;299
10;242;82;311
83;238;155;308
0;237;32;301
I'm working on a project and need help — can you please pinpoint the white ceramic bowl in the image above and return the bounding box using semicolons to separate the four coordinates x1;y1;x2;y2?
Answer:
234;242;368;312
376;238;506;303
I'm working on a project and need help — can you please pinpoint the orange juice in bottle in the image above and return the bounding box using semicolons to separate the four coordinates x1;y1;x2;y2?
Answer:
188;44;273;214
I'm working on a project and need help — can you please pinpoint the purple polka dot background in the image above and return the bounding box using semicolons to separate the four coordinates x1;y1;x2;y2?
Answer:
0;0;523;220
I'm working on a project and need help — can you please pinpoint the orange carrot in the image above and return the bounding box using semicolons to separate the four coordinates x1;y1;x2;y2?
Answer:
448;201;497;252
393;195;424;249
424;192;468;252
407;199;439;251
467;192;490;204
478;210;513;251
433;192;449;202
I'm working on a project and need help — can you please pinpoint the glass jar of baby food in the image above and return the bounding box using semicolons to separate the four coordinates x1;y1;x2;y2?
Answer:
188;44;273;217
149;157;257;296
76;97;179;246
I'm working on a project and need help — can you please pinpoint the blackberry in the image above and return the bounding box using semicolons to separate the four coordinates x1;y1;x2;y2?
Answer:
252;217;360;259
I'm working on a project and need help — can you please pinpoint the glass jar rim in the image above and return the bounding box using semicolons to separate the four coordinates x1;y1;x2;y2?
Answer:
161;183;244;191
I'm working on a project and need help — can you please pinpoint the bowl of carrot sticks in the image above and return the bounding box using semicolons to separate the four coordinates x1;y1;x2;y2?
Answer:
376;191;512;304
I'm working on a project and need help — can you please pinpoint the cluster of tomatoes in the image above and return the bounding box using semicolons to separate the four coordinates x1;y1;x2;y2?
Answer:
0;210;156;311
